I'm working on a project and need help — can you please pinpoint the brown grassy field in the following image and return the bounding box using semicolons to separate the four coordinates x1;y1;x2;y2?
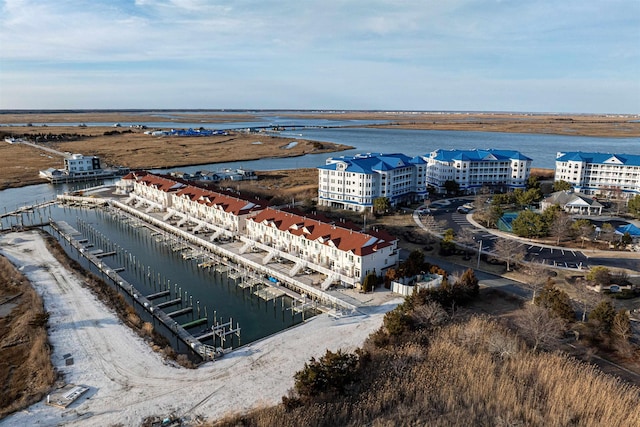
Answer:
0;256;55;418
0;126;351;189
288;111;640;137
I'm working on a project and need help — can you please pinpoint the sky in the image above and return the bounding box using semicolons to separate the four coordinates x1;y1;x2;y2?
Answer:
1;0;639;113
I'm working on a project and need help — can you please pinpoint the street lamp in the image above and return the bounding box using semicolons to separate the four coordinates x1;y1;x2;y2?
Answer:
477;239;483;269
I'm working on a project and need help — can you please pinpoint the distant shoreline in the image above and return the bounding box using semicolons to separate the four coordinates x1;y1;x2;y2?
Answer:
1;110;638;138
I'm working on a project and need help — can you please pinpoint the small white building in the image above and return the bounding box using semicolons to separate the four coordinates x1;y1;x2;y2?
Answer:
540;190;603;215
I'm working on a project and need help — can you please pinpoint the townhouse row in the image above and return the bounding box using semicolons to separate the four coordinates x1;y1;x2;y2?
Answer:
118;171;399;287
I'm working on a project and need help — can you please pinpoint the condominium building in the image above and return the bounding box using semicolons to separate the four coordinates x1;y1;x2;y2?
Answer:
424;149;532;194
317;153;428;212
555;152;640;198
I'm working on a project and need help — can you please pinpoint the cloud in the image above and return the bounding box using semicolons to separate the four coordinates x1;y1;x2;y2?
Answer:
1;0;638;112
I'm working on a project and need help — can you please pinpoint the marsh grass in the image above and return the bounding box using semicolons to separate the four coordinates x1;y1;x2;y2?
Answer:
0;256;55;419
212;316;640;427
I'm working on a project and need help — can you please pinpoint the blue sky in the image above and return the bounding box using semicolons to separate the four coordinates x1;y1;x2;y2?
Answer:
1;0;638;113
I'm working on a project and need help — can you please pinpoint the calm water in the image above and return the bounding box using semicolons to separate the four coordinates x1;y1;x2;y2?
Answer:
154;127;640;174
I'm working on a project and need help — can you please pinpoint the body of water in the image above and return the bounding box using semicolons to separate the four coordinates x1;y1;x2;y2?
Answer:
154;127;640;174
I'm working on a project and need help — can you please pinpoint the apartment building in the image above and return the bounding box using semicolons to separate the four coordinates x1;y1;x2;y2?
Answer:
424;149;532;194
317;153;428;212
555;152;640;199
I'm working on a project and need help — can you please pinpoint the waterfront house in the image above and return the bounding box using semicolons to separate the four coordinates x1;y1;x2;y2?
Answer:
40;153;120;183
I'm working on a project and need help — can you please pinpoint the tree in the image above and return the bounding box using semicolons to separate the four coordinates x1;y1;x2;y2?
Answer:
476;204;503;228
535;281;575;321
598;223;616;247
456;268;479;300
523;260;550;302
549;211;573;245
410;301;448;330
383;307;412;336
439;228;456;256
612;310;633;356
384;268;397;289
565;277;605;322
515;188;542;208
402;249;427;277
587;266;611;286
444;180;460;195
362;271;377;292
588;300;616;333
572;219;594;248
373;197;390;215
553;180;572;192
492;238;526;271
527;175;540;190
628;195;640;219
513;304;565;352
455;227;476;259
511;210;546;238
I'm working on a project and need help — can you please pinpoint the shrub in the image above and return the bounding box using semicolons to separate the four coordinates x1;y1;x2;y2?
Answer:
293;350;359;400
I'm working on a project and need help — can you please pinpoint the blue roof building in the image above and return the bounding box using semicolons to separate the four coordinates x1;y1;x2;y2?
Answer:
317;153;428;212
424;149;532;194
555;152;640;198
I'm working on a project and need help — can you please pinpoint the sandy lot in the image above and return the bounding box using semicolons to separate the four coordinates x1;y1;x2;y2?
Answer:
0;231;400;426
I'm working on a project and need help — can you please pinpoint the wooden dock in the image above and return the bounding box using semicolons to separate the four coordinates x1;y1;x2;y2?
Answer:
49;220;217;361
156;298;182;309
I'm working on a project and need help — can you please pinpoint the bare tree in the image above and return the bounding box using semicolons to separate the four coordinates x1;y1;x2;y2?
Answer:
565;277;605;322
523;260;550;303
492;238;526;272
612;310;633;357
513;304;565;352
598;223;616;247
455;227;477;259
573;219;594;248
549;213;573;245
411;301;449;329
